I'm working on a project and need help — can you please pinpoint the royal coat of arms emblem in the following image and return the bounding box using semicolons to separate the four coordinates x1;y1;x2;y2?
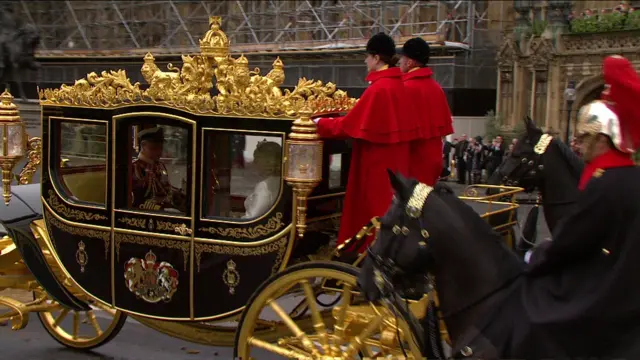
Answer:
124;250;179;303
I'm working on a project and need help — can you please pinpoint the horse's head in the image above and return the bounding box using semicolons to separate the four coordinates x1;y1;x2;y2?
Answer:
495;117;549;193
359;171;523;305
495;117;584;232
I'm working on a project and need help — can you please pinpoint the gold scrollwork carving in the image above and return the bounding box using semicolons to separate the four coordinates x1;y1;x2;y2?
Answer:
18;137;42;185
38;16;356;119
118;217;147;229
198;212;284;239
45;212;110;259
47;190;107;221
194;236;288;273
155;220;175;232
114;233;190;271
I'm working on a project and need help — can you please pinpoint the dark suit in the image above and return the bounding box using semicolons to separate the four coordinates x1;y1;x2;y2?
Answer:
454;140;468;184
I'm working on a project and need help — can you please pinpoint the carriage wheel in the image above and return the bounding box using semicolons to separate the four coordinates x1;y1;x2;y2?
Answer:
235;261;423;359
34;289;127;350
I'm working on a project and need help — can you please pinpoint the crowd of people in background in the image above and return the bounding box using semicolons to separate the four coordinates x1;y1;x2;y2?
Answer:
440;134;509;185
441;133;584;185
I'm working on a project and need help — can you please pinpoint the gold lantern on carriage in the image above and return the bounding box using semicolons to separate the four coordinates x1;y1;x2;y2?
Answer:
0;90;27;205
284;106;324;238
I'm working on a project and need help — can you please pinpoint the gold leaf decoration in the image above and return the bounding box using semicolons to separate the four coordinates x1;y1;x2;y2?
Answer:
198;212;284;239
47;189;107;221
194;236;288;273
38;16;356;119
114;233;190;271
118;217;147;229
19;137;42;185
44;211;110;259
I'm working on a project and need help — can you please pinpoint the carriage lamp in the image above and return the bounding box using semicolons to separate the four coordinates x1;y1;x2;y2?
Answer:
284;106;323;238
0;90;27;205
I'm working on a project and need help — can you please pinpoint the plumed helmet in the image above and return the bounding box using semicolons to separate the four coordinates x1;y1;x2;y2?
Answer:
576;55;640;154
398;37;431;65
366;32;396;58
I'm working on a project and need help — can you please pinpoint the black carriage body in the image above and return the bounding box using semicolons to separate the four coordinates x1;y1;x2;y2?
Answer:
40;104;349;321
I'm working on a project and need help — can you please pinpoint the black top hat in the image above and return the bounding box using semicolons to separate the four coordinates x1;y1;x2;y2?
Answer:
138;127;164;143
398;37;430;65
366;32;396;58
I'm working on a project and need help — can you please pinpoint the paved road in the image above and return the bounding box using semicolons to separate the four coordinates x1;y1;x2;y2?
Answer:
0;181;549;359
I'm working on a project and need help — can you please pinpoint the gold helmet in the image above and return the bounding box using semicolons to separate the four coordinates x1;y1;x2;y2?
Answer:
576;55;640;157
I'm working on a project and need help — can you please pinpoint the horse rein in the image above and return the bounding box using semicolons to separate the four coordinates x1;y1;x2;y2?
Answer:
368;183;443;358
498;134;553;191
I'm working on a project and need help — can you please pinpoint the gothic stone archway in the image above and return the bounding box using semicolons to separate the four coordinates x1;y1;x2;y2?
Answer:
496;29;640;141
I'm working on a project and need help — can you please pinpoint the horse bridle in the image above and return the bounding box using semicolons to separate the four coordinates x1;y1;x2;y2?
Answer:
497;134;553;191
367;183;438;358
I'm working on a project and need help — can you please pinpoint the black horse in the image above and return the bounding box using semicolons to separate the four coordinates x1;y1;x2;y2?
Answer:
360;171;640;359
490;118;584;253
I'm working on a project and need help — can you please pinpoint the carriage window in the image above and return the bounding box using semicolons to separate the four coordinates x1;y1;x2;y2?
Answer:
128;125;189;215
56;122;107;205
204;132;283;220
329;153;342;189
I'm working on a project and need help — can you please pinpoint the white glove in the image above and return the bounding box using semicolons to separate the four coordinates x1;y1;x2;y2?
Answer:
312;118;321;124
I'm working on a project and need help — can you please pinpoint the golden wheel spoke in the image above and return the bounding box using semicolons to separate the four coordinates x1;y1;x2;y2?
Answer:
268;299;321;357
86;311;103;336
72;311;79;340
248;336;313;360
52;309;69;328
333;283;352;341
301;280;330;354
343;315;384;358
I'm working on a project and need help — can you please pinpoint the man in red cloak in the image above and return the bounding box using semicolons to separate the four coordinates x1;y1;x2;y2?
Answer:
313;33;420;252
398;37;454;186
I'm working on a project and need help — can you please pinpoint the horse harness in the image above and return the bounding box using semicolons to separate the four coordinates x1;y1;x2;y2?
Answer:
499;134;553;191
368;183;447;359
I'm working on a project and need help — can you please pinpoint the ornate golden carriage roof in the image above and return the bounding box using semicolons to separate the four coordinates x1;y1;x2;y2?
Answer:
37;16;356;119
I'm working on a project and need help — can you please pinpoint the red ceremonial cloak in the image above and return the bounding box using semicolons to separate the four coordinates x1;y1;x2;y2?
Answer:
316;67;419;251
402;67;454;186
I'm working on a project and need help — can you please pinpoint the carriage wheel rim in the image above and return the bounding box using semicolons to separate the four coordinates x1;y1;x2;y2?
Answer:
236;263;423;359
36;290;126;349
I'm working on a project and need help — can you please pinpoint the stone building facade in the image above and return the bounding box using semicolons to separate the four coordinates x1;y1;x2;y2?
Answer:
496;0;640;139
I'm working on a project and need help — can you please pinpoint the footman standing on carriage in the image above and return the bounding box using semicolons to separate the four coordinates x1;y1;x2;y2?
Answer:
313;33;420;253
398;37;454;186
462;55;640;360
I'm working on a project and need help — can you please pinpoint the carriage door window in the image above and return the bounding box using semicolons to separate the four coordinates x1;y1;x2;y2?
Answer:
204;132;284;221
54;121;107;206
128;124;189;215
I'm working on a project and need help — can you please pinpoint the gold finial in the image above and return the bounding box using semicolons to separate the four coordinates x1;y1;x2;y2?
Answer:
0;90;20;121
236;54;248;65
200;16;230;58
144;52;155;62
273;57;284;70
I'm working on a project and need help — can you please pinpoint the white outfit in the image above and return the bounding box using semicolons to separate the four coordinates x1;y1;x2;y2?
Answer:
242;176;280;219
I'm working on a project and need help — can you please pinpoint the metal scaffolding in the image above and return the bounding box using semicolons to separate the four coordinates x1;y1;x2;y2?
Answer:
8;0;510;94
12;0;502;52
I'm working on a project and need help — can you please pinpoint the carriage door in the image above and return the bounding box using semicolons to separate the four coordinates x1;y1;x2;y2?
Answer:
111;112;195;320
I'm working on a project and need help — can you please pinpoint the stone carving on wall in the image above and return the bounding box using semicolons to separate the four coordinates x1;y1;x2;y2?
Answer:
561;30;640;53
529;37;556;69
